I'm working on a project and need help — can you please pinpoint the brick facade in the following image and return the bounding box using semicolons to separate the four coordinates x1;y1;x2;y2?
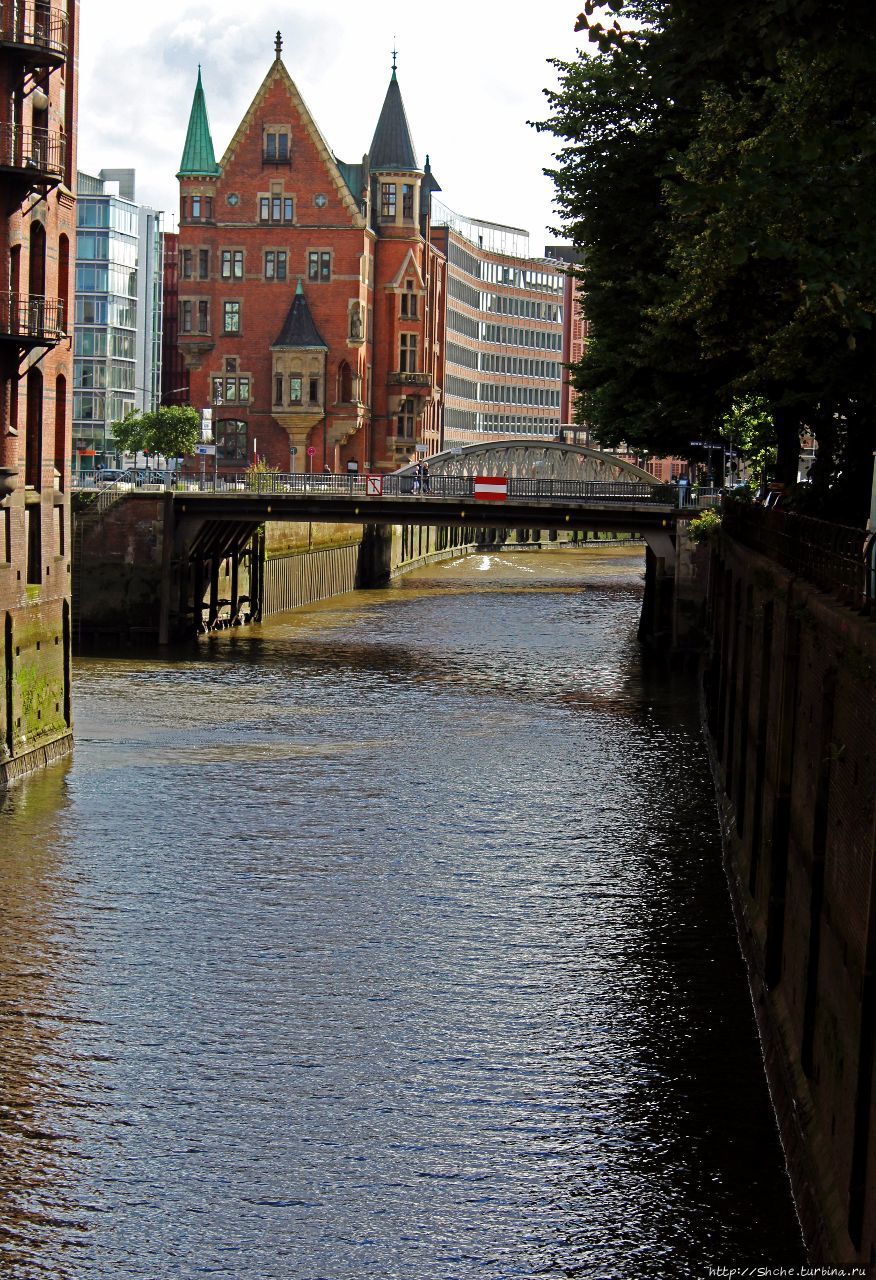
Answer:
0;0;78;781
176;48;444;477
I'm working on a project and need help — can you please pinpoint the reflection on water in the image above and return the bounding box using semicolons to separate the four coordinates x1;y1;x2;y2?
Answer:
0;549;803;1278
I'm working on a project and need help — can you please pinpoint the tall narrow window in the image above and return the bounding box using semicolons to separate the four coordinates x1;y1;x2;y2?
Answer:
54;373;66;484
197;300;209;333
381;183;396;219
198;249;210;279
397;398;415;438
288;375;302;404
337;362;352;403
26;506;41;584
25;367;43;489
400;283;418;318
402;183;414;218
180;300;192;333
399;333;418;373
181;249;193;279
58;234;69;330
223;301;240;334
274;374;283;404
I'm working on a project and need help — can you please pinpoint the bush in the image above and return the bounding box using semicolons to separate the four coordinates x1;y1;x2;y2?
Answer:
687;509;723;543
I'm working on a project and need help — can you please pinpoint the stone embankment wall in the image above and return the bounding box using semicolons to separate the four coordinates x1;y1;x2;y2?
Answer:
704;532;876;1270
261;520;361;617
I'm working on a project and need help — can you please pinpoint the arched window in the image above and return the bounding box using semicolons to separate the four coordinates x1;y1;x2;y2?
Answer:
215;419;248;463
337;361;352;403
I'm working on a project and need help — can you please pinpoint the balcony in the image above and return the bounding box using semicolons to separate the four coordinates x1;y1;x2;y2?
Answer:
0;292;65;347
0;2;69;64
388;370;433;395
0;122;66;187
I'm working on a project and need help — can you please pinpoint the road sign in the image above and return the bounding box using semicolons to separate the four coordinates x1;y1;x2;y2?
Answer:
366;474;383;496
195;444;216;456
449;447;463;456
414;443;428;455
307;446;316;456
289;446;298;456
473;476;508;501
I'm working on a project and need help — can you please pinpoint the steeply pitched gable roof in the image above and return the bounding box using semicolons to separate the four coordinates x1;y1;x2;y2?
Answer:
177;67;220;178
271;280;328;349
219;58;363;225
369;69;419;172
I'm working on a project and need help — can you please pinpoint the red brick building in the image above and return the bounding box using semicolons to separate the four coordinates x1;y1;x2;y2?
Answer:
0;0;78;782
176;38;444;475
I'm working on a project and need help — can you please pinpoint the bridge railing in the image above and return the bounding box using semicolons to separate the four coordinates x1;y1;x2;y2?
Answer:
72;470;704;505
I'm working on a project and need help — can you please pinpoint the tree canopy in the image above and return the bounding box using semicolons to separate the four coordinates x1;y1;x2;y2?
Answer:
538;0;876;520
112;405;202;464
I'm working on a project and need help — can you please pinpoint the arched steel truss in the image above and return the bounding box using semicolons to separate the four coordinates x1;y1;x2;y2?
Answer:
396;440;657;485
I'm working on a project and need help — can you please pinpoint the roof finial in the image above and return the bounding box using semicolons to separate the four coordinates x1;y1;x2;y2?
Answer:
275;30;282;60
391;41;397;78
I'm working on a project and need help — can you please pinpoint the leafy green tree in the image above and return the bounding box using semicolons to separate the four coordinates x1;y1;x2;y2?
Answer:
112;405;202;466
540;0;876;521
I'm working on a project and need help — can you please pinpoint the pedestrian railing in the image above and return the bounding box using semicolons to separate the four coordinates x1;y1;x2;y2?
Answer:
72;470;723;507
723;505;875;606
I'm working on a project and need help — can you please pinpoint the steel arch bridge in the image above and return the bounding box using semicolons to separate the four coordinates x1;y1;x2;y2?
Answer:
396;440;657;485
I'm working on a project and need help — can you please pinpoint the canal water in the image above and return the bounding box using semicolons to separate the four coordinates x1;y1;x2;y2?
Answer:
0;548;803;1279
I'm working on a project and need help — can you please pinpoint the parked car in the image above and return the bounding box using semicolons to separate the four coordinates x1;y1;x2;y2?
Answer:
95;468;131;487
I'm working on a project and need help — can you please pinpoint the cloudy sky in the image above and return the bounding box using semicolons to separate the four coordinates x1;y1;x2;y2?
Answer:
77;0;586;253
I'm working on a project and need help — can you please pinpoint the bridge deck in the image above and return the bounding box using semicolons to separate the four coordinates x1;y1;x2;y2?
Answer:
74;473;716;532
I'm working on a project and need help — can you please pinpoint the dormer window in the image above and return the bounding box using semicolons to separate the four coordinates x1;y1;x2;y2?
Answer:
264;129;290;163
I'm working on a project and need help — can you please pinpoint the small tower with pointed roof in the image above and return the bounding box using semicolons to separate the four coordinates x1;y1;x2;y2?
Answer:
177;67;221;180
369;50;423;235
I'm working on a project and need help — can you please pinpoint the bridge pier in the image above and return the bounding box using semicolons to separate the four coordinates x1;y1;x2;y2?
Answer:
358;523;393;587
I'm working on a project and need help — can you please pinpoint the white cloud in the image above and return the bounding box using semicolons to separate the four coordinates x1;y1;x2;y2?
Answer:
77;0;584;251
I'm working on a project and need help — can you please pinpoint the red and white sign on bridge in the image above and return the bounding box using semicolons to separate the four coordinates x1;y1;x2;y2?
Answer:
473;476;508;501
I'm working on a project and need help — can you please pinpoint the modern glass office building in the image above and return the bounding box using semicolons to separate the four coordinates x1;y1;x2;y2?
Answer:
73;169;163;468
430;201;565;446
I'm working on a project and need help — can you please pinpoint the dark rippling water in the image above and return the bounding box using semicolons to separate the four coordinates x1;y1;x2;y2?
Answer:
0;548;803;1279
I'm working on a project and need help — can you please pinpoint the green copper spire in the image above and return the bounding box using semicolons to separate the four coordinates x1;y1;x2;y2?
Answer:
177;66;220;178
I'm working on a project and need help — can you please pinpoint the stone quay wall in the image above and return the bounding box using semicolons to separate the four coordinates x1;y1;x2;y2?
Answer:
704;531;876;1270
